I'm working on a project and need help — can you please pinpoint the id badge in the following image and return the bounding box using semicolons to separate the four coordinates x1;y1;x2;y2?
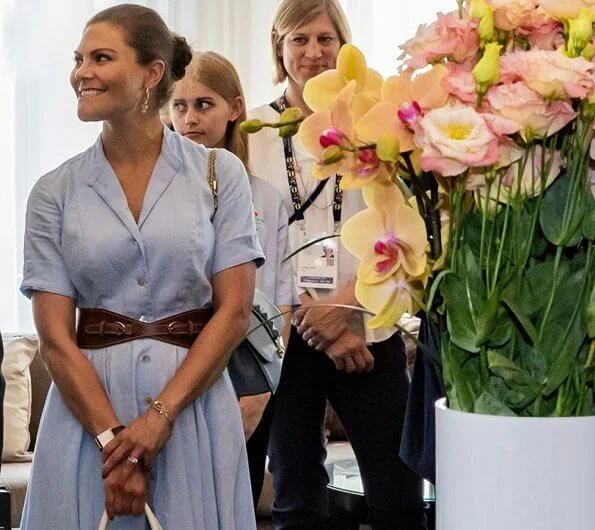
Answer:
297;230;338;290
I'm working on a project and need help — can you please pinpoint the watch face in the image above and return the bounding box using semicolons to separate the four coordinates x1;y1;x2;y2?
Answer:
95;429;116;451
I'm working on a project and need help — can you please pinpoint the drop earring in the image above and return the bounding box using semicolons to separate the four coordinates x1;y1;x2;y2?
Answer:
141;88;150;114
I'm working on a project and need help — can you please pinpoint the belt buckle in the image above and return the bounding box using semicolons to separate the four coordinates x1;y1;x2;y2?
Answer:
105;321;127;336
168;321;189;335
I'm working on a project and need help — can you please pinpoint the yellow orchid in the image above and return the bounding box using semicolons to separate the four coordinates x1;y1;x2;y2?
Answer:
341;179;428;285
299;85;387;188
355;65;450;154
303;44;383;122
355;270;427;329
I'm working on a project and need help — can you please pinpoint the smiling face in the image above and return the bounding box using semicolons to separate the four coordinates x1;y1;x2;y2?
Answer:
70;22;148;122
280;11;341;90
169;77;242;148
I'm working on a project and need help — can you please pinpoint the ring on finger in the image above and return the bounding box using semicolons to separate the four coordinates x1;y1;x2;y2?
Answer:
127;455;139;465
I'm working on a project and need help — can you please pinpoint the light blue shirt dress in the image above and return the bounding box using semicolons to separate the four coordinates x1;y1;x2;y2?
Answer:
19;126;264;529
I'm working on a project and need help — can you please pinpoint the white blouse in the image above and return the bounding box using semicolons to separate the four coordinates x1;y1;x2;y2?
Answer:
249;103;392;343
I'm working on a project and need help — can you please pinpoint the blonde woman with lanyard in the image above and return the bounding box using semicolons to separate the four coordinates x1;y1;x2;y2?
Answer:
248;0;424;528
168;50;295;510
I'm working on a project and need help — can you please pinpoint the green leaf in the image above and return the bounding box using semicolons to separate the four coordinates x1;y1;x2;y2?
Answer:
542;314;587;396
587;286;595;339
581;195;595;240
488;350;542;398
486;308;513;348
474;391;518;416
488;377;535;411
500;290;539;345
442;275;480;353
425;269;453;311
476;289;501;345
539;173;586;246
441;337;481;412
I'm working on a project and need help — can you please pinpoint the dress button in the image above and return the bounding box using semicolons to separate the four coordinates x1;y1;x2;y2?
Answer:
133;240;139;246
141;354;152;364
143;396;153;405
139;315;148;322
137;277;147;287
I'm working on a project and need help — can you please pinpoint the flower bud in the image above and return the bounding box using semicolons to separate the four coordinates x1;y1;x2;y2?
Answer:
582;41;595;61
376;135;400;163
469;0;489;19
278;107;303;138
567;8;594;58
478;8;495;44
322;145;344;165
472;42;502;98
239;119;264;134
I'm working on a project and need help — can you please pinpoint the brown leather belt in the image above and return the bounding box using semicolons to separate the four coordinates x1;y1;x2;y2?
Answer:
77;308;213;349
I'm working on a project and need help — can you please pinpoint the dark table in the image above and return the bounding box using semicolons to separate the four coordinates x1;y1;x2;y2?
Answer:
325;458;435;530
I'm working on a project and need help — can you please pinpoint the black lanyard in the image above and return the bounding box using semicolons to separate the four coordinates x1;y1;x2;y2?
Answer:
270;93;343;231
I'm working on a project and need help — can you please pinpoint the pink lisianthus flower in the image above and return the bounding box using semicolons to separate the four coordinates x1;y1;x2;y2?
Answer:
485;0;538;31
500;50;594;99
400;12;479;69
442;63;477;104
540;0;595;20
516;9;564;50
416;106;500;177
485;81;576;140
471;146;564;204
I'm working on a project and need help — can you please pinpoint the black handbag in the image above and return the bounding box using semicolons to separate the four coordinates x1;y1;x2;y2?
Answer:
227;288;285;397
206;150;284;397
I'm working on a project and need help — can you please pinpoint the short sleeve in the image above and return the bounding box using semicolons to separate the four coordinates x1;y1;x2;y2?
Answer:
211;151;265;275
274;200;299;306
20;177;77;300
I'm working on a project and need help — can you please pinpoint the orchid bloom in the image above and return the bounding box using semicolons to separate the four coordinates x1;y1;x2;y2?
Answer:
303;44;383;122
341;179;428;285
355;65;450;154
299;85;387;188
355;270;427;329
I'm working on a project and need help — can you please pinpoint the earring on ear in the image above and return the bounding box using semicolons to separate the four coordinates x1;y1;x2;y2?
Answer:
141;87;150;114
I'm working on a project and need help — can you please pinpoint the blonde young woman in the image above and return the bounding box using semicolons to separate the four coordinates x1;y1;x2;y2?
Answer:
20;5;261;528
248;0;425;529
169;51;295;508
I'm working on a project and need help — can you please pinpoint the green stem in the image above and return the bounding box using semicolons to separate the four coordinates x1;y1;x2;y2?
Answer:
266;118;304;128
538;245;563;342
480;346;489;391
491;199;511;295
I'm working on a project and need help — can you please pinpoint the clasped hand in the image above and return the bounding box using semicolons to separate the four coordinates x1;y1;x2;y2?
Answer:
101;409;172;519
294;302;347;351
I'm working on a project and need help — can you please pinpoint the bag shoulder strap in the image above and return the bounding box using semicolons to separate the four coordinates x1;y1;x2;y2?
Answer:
208;149;218;213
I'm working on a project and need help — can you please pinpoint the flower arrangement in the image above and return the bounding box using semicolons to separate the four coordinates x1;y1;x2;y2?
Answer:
242;0;595;417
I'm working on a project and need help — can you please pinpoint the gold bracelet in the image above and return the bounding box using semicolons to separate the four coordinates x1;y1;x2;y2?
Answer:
151;400;174;428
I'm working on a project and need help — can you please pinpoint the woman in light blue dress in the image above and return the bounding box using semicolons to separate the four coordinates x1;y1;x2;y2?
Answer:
19;5;262;529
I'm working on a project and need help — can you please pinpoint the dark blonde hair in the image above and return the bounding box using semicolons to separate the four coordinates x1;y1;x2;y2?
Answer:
87;4;192;109
183;51;250;174
271;0;351;84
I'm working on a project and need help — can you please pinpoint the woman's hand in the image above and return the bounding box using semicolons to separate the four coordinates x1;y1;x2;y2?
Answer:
102;408;172;480
239;392;271;440
104;463;149;520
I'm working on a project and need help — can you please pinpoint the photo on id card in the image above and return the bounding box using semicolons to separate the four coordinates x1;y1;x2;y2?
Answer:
296;232;338;289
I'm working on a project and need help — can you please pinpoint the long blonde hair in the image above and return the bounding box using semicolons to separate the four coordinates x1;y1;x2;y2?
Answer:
271;0;351;84
184;51;250;173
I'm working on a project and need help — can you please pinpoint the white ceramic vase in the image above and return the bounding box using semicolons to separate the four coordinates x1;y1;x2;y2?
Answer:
435;397;595;530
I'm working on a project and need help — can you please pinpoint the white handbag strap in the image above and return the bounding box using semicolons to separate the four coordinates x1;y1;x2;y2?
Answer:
99;503;163;530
